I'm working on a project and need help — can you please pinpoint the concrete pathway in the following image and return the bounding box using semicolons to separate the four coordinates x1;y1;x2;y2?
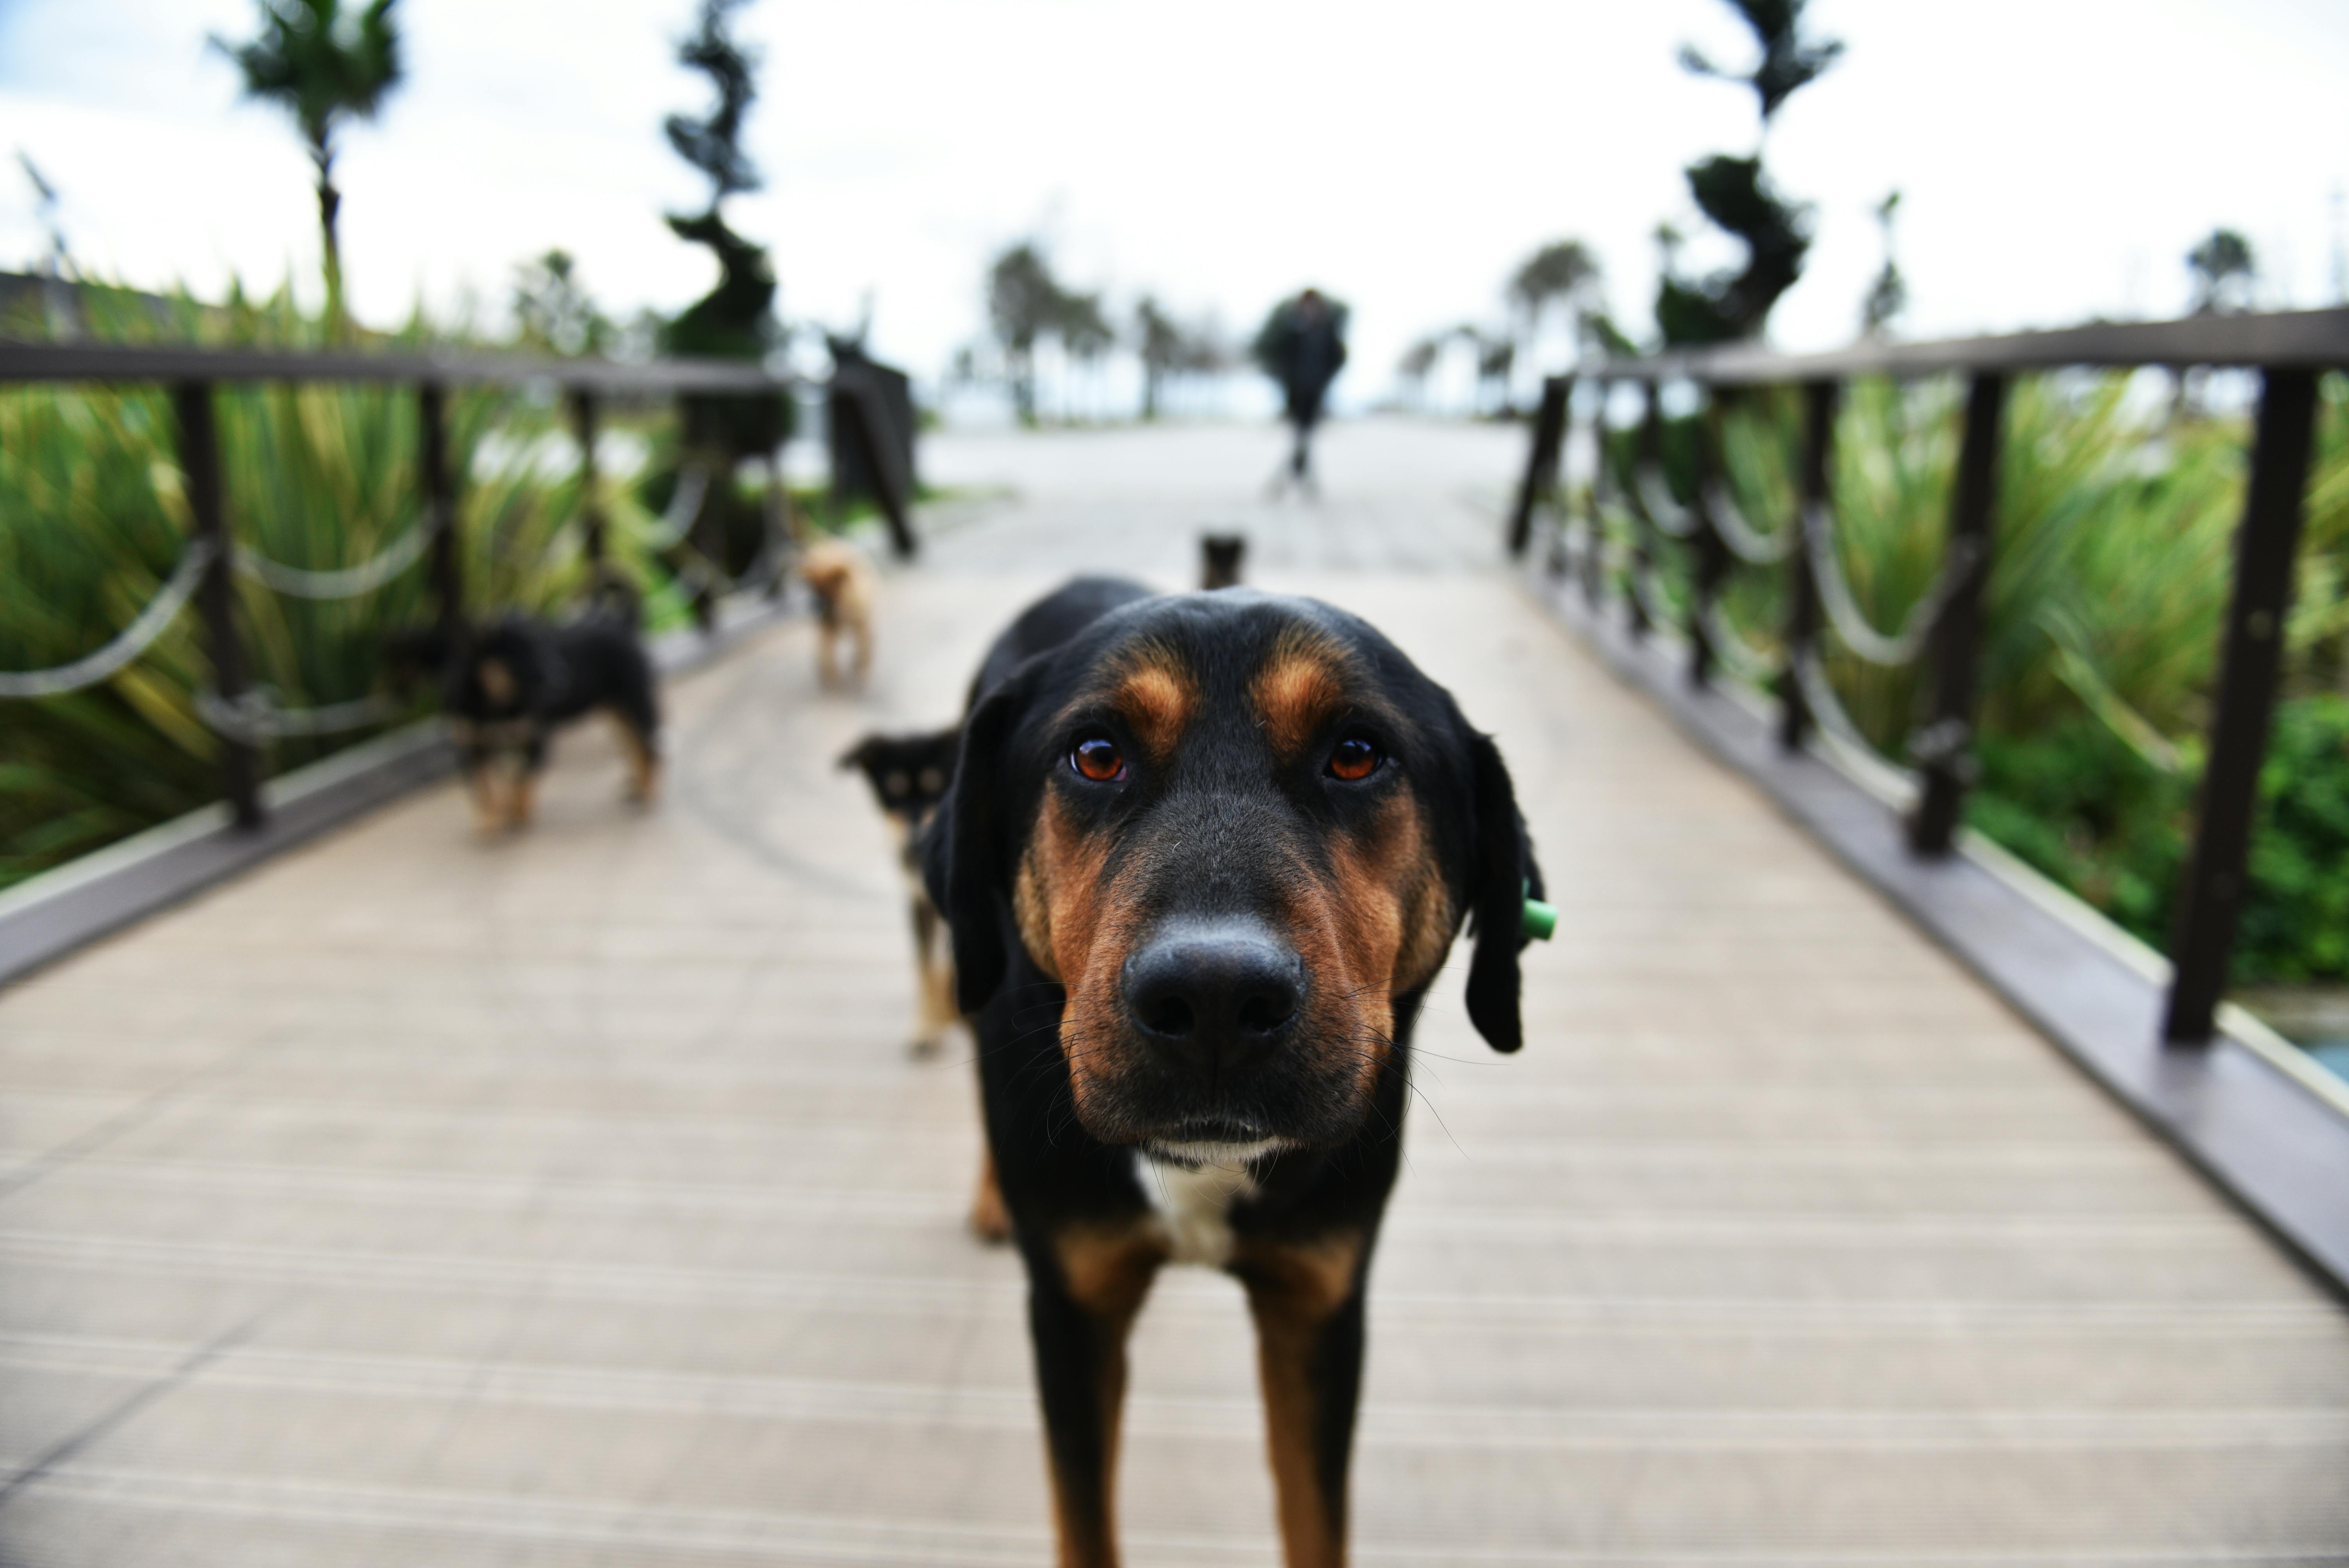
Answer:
3;419;2346;1565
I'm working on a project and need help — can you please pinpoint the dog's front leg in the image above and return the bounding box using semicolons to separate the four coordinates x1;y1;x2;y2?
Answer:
507;732;548;829
1028;1224;1162;1568
459;743;506;839
1236;1233;1371;1568
816;617;841;688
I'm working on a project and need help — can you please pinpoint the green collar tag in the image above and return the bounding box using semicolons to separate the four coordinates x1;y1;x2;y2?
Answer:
1521;894;1557;942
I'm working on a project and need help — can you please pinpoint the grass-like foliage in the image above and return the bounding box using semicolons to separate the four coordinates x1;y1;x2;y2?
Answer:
1647;371;2349;981
0;282;694;889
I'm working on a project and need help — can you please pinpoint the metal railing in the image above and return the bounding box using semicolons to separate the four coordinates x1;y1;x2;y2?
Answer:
1507;307;2349;1046
0;339;916;829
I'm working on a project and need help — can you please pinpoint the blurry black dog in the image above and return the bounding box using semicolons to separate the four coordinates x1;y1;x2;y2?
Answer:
839;727;962;1058
1200;532;1246;589
385;584;659;836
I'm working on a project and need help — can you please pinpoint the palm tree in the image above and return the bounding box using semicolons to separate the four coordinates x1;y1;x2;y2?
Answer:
1135;296;1182;420
987;242;1060;425
1396;337;1441;411
215;0;402;330
2187;229;2256;315
1657;0;1839;346
1507;239;1602;392
1053;290;1113;420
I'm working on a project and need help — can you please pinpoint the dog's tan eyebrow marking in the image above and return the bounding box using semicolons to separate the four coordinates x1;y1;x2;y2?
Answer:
1059;641;1197;767
1250;627;1356;764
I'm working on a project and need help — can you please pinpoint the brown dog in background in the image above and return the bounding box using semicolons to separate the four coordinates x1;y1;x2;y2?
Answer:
797;538;876;687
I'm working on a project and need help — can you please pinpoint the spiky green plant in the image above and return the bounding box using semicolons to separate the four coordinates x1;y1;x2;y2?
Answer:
0;281;688;890
1691;369;2349;975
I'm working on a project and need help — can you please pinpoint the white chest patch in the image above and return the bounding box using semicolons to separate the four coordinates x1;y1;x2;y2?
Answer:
1135;1143;1274;1268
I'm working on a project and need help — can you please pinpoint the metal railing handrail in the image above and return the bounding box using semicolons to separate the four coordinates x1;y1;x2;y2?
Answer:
1508;306;2341;1050
1563;306;2349;385
2;336;923;834
0;339;795;394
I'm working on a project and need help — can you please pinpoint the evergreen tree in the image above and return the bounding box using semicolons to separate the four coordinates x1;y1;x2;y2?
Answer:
1861;191;1907;339
661;0;788;456
1656;0;1840;346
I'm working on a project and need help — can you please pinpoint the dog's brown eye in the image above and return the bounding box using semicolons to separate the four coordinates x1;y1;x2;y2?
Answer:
1071;735;1125;782
1328;736;1382;781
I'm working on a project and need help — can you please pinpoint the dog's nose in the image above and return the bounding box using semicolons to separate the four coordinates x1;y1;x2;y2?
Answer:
1122;921;1303;1083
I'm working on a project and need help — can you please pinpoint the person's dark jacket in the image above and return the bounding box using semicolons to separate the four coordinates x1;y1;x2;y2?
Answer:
1263;301;1347;423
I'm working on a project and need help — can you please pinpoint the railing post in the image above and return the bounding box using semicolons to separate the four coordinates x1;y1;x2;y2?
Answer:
569;388;604;567
1582;380;1612;611
690;461;721;633
1907;372;2007;857
762;451;791;601
173;381;263;829
1628;381;1669;640
2161;367;2322;1045
419;382;462;640
1509;374;1571;558
1779;379;1837;752
1688;384;1729;689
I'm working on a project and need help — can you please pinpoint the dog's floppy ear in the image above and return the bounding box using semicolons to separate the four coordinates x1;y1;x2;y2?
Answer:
1462;729;1542;1054
922;674;1034;1014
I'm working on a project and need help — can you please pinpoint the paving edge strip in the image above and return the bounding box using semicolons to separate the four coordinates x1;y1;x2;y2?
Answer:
0;595;795;991
1524;569;2349;1302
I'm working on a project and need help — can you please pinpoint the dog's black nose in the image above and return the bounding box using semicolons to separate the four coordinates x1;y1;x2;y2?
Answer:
1122;921;1303;1083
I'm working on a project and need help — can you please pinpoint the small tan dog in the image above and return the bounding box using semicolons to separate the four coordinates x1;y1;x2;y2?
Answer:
796;538;876;687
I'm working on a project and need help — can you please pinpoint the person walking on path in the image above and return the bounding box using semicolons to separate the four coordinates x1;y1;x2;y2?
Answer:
1258;287;1347;497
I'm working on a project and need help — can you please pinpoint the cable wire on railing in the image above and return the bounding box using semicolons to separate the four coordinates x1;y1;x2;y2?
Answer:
629;462;710;552
1793;647;1920;804
195;686;403;742
1700;600;1782;687
1702;480;1795;565
1631;561;1686;632
233;510;439;600
1633;467;1702;539
1803;500;1980;668
0;540;216;698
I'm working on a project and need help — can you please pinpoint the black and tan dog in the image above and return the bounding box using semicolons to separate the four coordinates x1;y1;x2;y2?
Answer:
387;599;660;835
839;727;963;1059
924;576;1541;1567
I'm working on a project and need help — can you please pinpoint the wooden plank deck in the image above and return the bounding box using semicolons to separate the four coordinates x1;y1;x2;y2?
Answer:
4;420;2347;1566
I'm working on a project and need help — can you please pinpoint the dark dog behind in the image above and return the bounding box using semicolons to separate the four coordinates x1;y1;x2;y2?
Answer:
385;588;660;835
839;727;962;1059
1200;532;1246;590
922;576;1540;1566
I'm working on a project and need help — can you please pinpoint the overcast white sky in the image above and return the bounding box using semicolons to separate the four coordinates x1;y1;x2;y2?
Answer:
3;0;2346;402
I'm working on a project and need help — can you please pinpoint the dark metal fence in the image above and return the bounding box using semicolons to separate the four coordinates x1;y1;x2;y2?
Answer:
0;339;914;828
1507;307;2349;1046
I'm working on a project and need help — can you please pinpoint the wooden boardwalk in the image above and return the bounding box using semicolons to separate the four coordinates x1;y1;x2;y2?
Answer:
4;420;2347;1566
